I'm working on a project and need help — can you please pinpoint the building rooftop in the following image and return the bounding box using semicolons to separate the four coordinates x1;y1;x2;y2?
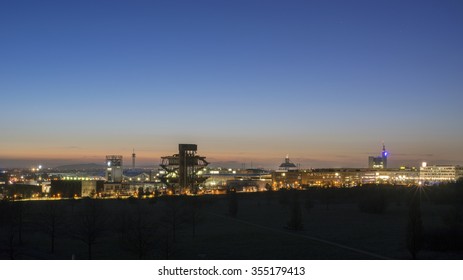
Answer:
278;155;297;170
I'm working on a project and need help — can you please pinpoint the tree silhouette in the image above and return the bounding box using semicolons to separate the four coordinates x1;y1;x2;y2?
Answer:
161;196;186;243
15;201;25;246
72;199;107;259
0;201;19;259
118;201;157;259
320;188;334;211
228;191;238;218
278;189;290;205
35;201;66;254
287;191;303;230
304;194;314;213
406;190;423;259
137;187;144;199
157;225;172;260
188;196;202;238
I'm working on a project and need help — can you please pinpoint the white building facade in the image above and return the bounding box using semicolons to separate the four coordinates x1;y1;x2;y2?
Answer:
419;162;463;183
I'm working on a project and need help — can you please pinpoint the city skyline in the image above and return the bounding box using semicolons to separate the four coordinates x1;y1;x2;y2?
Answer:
0;142;459;170
1;0;463;169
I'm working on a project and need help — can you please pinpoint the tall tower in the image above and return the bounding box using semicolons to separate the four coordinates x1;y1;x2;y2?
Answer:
381;143;388;169
132;148;136;170
160;144;209;194
179;144;199;191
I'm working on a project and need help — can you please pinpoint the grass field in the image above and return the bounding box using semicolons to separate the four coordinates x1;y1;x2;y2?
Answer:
1;186;462;260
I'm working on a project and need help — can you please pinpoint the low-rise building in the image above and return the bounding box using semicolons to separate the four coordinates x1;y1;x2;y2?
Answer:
50;180;104;198
272;156;302;188
419;162;463;183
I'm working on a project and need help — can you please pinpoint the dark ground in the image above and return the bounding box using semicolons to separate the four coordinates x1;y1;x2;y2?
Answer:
1;185;463;260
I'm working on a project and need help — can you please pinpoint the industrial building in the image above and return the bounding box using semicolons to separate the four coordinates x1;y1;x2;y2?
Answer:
50;180;104;198
159;144;209;194
5;184;42;199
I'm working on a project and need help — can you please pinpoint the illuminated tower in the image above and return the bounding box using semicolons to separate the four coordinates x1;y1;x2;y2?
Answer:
132;149;136;170
106;155;123;182
160;144;209;194
368;143;389;169
381;143;388;169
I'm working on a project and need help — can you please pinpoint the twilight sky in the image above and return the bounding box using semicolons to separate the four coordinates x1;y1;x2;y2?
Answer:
1;0;462;169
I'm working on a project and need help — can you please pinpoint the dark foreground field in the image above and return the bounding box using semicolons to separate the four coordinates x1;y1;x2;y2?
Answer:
1;185;463;260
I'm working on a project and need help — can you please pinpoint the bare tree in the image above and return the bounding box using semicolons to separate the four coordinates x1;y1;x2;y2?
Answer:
228;191;238;218
320;188;334;211
72;199;107;259
16;202;25;246
118;201;157;259
156;224;172;260
161;196;186;243
406;191;423;259
35;201;66;254
188;196;202;238
286;190;303;230
0;201;19;259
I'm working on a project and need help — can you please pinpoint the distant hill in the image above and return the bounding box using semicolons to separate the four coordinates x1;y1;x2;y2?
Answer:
54;163;104;170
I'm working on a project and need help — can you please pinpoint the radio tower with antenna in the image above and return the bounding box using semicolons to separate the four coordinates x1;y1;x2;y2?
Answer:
132;148;136;170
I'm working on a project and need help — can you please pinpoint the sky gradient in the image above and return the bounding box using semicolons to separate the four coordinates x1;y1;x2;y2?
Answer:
1;0;463;169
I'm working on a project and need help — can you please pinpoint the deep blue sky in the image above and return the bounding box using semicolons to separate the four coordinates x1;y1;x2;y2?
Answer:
1;0;462;168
